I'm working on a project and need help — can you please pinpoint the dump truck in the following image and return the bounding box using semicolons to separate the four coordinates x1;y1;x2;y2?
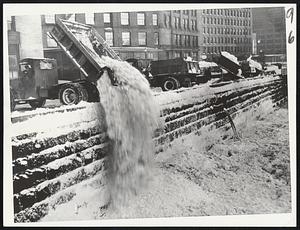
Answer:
148;57;210;91
10;19;121;111
212;51;244;81
213;52;265;81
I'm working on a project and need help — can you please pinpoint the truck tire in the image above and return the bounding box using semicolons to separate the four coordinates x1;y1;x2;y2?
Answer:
59;83;88;105
162;77;179;91
29;98;46;109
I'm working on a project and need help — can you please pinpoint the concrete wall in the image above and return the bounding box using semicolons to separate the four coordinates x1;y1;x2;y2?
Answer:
12;76;287;222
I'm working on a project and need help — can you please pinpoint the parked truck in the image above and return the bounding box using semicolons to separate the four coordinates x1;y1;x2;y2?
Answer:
147;57;210;91
10;18;121;111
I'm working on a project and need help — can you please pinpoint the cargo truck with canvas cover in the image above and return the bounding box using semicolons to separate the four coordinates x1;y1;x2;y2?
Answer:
149;57;210;91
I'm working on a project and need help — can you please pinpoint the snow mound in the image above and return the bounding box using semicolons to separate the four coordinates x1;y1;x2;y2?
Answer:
247;57;262;70
199;61;218;68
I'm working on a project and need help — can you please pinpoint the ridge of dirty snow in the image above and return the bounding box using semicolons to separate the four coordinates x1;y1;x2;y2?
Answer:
40;102;290;221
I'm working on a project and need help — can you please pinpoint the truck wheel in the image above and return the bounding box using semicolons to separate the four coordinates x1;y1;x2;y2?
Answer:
29;98;46;109
59;83;88;105
162;77;178;91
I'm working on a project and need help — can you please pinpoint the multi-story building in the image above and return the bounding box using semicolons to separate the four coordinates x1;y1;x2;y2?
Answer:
199;8;252;61
251;7;286;62
7;8;253;80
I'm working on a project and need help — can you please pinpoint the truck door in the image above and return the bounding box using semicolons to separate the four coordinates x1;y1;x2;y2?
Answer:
19;61;35;99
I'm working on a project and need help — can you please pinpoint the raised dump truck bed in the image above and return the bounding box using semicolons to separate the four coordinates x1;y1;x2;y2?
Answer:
49;18;121;83
213;52;242;77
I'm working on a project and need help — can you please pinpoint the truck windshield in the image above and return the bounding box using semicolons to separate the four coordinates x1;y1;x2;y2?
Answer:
20;62;31;72
40;60;54;70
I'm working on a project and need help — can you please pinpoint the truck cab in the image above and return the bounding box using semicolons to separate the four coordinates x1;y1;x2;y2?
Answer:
10;58;58;110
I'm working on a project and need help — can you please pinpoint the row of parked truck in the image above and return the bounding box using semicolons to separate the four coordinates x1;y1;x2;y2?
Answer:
9;19;286;111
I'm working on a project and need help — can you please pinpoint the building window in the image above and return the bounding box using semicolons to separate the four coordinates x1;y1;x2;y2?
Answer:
105;31;113;46
165;14;170;27
47;35;57;47
204;37;206;43
154;32;159;45
152;13;158;26
203;27;206;33
175;17;180;28
122;32;130;46
193;36;198;46
45;15;55;24
103;13;111;23
68;14;75;22
137;13;145;25
191;20;196;30
174;34;178;46
121;13;129;25
85;13;95;25
138;32;146;46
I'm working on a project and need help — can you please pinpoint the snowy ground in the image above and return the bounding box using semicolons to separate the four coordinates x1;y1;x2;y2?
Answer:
40;103;291;222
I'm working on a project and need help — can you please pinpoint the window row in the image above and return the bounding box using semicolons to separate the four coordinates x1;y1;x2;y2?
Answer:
202;9;250;17
203;17;250;26
203;27;251;35
44;13;158;26
121;31;159;46
203;45;251;54
174;18;197;30
203;36;250;44
173;10;197;16
174;34;198;47
47;31;159;47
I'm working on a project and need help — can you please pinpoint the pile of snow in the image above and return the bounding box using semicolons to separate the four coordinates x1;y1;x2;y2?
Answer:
247;56;262;70
199;61;218;68
221;51;239;65
264;65;281;75
96;56;160;208
11;102;103;137
184;56;193;62
154;75;280;109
